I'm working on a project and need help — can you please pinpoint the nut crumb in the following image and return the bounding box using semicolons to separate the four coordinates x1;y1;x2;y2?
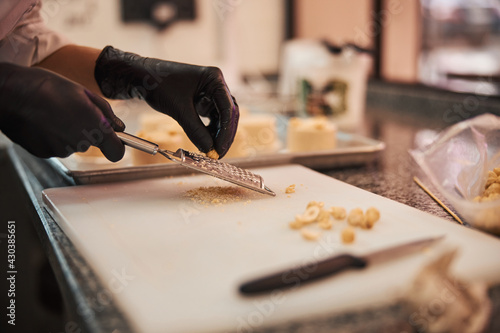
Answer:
341;227;355;244
301;228;320;241
307;201;324;209
319;219;333;230
364;207;380;228
285;184;296;194
296;205;321;223
347;208;365;227
330;206;346;220
289;219;303;229
206;149;219;160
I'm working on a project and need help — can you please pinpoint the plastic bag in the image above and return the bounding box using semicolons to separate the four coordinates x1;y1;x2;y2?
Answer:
411;113;500;234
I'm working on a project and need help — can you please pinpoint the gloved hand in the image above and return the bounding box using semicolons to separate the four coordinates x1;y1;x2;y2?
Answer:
0;63;125;162
94;46;239;158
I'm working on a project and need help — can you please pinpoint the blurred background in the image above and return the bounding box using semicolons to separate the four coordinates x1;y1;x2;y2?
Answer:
42;0;500;95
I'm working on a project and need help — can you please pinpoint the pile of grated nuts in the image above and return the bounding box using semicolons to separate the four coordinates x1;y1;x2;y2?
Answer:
289;201;381;244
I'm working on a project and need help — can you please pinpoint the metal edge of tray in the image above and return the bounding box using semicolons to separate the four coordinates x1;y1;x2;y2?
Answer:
45;157;77;184
49;133;385;185
290;138;385;170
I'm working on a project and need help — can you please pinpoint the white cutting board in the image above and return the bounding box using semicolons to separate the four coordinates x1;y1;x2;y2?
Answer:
43;164;500;333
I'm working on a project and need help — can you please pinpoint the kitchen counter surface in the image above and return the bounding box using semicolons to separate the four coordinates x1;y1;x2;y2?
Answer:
6;81;500;333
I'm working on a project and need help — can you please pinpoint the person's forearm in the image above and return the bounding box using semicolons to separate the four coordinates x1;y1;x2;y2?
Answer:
35;45;103;96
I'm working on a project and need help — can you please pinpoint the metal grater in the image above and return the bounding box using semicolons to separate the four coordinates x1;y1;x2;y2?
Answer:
117;132;276;196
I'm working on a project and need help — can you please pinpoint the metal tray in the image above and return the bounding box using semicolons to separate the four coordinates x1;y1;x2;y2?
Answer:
48;131;385;185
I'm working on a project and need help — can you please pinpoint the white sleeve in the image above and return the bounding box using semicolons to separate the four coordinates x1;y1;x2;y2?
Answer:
0;2;71;66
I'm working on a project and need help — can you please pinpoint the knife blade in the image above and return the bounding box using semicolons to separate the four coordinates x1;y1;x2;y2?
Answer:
238;235;444;295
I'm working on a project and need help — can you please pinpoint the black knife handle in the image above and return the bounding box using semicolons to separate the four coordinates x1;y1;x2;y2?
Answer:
239;254;367;295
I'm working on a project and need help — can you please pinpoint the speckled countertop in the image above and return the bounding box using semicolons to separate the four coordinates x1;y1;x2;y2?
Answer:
327;107;457;223
8;81;500;333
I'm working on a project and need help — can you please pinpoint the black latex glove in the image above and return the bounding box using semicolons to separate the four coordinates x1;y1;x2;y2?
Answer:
94;46;239;158
0;63;125;162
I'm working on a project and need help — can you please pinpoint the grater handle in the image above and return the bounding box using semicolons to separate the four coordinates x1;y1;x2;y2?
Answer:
116;132;159;155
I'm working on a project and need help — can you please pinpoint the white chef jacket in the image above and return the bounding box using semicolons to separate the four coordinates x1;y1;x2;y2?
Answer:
0;0;70;66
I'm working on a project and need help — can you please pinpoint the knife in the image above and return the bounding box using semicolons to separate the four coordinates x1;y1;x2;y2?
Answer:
239;235;444;295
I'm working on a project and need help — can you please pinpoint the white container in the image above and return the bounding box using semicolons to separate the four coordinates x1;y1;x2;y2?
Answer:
278;40;371;131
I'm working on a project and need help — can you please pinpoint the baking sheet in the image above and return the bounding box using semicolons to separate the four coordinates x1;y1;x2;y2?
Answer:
48;131;384;185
